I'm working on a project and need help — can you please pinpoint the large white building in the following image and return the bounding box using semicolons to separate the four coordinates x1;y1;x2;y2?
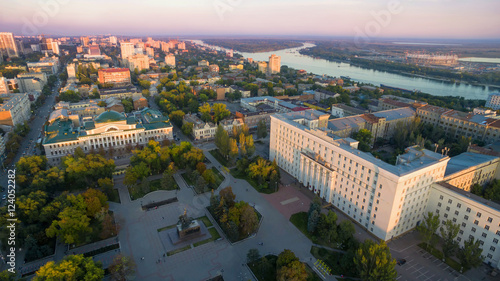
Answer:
270;110;500;268
268;54;281;74
165;54;176;67
43;108;173;165
485;93;500;110
183;113;243;140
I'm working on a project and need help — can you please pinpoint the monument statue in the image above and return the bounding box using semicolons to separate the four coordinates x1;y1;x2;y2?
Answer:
176;208;201;239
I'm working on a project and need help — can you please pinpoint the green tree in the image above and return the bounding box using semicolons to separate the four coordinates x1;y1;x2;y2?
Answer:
277;249;299;269
239;133;247;156
82;188;108;217
161;169;177;191
338;220;356;246
239;204;258;236
33;254;104;281
277;260;308;281
417;212;440;250
181;122;193;137
0;269;17;280
440;219;460;258
352;128;372;151
46;207;92;245
199;102;212;122
215;125;230;158
219;186;236;208
169;110;185;127
202;169;216;186
109;254;136;281
318;210;338;243
59;90;81;102
354;239;397;281
307;209;320;233
246;135;255;157
457;237;484;271
247;248;261;264
212;103;231;123
256;120;267;139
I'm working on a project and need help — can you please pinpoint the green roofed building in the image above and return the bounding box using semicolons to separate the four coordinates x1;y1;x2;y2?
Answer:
43;108;173;165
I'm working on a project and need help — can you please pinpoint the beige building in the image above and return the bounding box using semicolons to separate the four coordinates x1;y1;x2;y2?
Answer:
98;68;131;85
43;108;173;165
270;110;450;241
0;93;31;127
165;54;176;67
125;54;150;72
427;182;500;268
120;42;135;59
0;77;9;94
0;32;19;58
234;109;276;130
443;152;500;191
257;61;268;73
268;54;281;74
16;72;48;92
183;113;243;141
327;107;416;142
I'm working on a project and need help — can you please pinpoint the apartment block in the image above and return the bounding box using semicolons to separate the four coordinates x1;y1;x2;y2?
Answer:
0;93;31;127
486;93;500;110
98;68;131;85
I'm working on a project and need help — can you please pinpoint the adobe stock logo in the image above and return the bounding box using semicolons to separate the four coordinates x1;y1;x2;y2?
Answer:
353;0;404;48
213;0;244;21
22;0;69;36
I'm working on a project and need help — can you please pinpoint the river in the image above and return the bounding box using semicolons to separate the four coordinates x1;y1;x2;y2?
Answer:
192;40;494;100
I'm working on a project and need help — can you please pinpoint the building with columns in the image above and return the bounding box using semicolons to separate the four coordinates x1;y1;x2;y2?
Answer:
270;110;500;268
43;108;173;165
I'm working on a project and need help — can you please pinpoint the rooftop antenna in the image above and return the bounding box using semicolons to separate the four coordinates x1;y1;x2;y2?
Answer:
434;143;439;153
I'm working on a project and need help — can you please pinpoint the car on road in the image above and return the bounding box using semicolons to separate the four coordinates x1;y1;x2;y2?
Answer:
397;259;407;266
1;195;6;200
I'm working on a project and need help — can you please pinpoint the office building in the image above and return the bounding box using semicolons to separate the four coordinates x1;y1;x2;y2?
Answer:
43;108;173;165
268;54;281;74
0;32;19;58
98;68;131;85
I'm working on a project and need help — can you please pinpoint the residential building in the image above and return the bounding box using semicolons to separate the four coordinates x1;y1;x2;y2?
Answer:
16;72;48;92
0;77;9;94
0;32;19;58
98;68;131;85
486;93;500;110
99;87;140;99
165;54;176;67
216;87;230;100
80;36;89;47
120;42;135;59
234;109;277;130
43;108;173;165
0;93;31;127
270;110;450;241
67;63;76;79
268;54;281;74
89;45;101;56
230;85;251;98
241;96;306;113
27;57;59;74
125;54;150;71
133;96;148;110
109;36;117;45
209;65;219;73
257;61;268;73
198;60;209;67
378;98;412;111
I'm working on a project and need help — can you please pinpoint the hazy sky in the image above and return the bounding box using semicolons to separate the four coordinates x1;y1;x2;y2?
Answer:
1;0;499;39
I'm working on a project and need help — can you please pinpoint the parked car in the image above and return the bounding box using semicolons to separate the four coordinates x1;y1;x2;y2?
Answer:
397;259;407;266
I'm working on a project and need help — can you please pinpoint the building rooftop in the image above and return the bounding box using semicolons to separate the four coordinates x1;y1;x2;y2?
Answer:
94;110;126;123
372;107;415;122
436;181;500;212
99;68;129;73
444;152;499;177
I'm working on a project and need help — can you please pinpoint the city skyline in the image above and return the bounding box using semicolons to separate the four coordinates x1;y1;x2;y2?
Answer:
1;0;499;39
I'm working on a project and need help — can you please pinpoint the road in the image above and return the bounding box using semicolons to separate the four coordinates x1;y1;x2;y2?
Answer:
0;71;62;203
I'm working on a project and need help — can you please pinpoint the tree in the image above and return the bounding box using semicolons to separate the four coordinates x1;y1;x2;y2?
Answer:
59;90;81;102
229;138;239;159
239;133;247;156
100;213;118;239
202;169;216;186
338;220;355;246
195;172;207;193
354;239;397;281
82;188;108;217
440;220;460;258
457;237;484;271
307;209;320;233
318;210;338;243
247;249;261;264
169;110;185;127
417;212;440;250
215;125;230;158
109;254;136;281
246;135;255;157
199;102;212;122
181;122;193;136
0;270;17;281
219;186;236;208
352;128;372;151
212;103;231;123
277;260;308;281
239;204;258;236
46;207;92;245
196;162;207;174
277;249;299;269
33;254;104;281
256;120;267;139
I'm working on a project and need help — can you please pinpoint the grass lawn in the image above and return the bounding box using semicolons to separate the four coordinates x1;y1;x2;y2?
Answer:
167;245;192;256
310;246;359;278
417;242;462;272
129;178;179;200
193;227;221;247
290;212;343;249
197;215;213;227
209;149;232;167
230;168;276;194
211;167;225;188
181;172;195;186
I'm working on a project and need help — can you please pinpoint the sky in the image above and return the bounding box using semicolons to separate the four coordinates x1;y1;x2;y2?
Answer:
1;0;499;39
